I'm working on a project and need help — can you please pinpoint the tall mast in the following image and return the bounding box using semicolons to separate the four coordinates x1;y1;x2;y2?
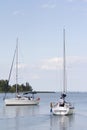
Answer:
16;38;18;96
63;28;66;93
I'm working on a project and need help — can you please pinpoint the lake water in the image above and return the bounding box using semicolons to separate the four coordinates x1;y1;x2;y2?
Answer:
0;92;87;130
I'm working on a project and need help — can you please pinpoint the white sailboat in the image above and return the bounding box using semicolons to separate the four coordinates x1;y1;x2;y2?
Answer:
4;38;40;106
50;29;74;115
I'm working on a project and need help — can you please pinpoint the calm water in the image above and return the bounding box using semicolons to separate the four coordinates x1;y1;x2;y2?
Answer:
0;92;87;130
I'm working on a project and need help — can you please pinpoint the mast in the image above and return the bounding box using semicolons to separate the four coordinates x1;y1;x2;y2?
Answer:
16;38;18;97
63;28;66;94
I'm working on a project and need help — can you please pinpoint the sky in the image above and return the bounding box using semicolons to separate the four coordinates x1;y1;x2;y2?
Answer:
0;0;87;92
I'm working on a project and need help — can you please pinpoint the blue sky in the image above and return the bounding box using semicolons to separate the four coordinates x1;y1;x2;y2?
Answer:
0;0;87;91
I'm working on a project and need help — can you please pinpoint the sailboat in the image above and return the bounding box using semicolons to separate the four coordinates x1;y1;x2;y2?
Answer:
4;38;40;106
50;29;74;115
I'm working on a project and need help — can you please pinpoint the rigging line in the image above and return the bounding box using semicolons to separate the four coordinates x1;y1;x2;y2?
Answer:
8;45;17;84
4;42;17;100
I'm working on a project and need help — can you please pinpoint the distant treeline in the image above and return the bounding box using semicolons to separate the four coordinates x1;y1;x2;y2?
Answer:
0;80;33;93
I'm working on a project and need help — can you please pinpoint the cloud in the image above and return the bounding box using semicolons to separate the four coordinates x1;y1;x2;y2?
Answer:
42;4;56;9
30;74;40;80
39;57;62;70
14;63;28;69
13;10;24;16
67;56;87;64
34;56;87;71
67;0;87;2
67;0;73;2
83;0;87;2
14;56;87;71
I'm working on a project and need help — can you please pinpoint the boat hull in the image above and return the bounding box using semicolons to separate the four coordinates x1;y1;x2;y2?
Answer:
5;97;40;106
51;103;74;116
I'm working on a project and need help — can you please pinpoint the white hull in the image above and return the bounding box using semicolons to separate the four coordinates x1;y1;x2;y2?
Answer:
51;102;74;115
5;97;40;106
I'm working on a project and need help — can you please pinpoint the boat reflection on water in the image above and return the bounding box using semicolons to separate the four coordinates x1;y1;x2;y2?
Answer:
3;105;40;118
2;105;40;130
50;114;75;130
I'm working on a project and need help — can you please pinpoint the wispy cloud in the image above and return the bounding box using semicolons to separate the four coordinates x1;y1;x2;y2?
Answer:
67;0;87;2
42;4;56;9
39;57;62;70
14;63;28;69
14;56;87;71
13;10;24;16
18;63;28;69
34;56;87;71
83;0;87;2
30;74;40;80
67;0;73;2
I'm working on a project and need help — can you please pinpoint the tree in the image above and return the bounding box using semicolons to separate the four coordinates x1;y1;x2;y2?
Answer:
25;82;33;91
0;80;33;93
0;80;11;92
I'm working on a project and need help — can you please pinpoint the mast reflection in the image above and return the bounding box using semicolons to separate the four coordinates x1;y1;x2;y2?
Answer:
50;115;75;130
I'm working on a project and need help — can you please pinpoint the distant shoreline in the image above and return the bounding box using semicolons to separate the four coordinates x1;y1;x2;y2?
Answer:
1;91;87;94
0;91;55;94
35;91;55;93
